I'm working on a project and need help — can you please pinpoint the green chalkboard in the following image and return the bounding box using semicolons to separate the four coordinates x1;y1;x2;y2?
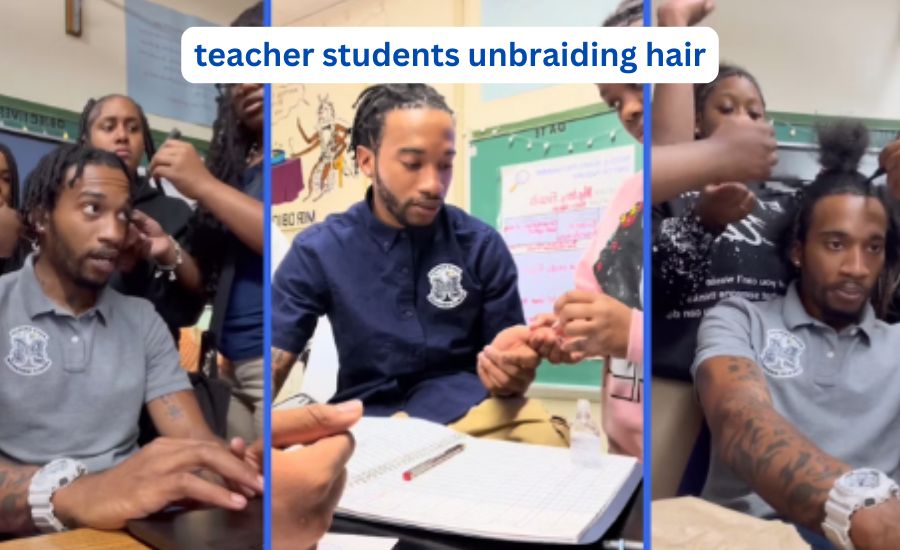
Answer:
0;93;210;154
469;103;642;388
769;111;900;148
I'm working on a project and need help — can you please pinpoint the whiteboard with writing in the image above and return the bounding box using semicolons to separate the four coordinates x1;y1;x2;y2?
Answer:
498;146;635;322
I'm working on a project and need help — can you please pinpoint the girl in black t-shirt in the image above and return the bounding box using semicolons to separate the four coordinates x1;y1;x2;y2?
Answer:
79;94;206;340
653;64;797;381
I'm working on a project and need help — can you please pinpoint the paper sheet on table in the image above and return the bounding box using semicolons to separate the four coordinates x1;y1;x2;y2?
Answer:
652;497;810;550
318;533;398;550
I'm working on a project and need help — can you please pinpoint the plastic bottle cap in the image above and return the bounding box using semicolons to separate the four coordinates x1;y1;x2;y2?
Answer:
575;398;592;422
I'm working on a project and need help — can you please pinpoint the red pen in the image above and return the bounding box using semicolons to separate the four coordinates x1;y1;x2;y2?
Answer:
402;443;465;481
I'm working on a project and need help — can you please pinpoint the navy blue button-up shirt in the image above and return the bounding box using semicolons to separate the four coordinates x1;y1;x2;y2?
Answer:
272;189;524;423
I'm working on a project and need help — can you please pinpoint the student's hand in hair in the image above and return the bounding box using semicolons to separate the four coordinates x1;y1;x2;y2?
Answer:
694;182;757;233
248;401;363;550
130;210;180;266
527;313;580;364
708;117;778;185
848;498;900;550
553;290;632;361
117;219;152;273
50;437;264;531
477;325;541;396
148;140;216;202
658;0;715;27
879;138;900;200
117;211;177;273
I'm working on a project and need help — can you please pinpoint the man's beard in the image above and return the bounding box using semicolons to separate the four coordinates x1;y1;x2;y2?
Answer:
372;167;442;227
45;222;112;290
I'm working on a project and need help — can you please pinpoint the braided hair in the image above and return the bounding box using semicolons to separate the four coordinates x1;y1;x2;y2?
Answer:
0;143;24;273
350;84;453;167
603;0;643;27
788;120;900;319
20;144;136;244
206;2;263;188
78;94;157;175
187;1;263;296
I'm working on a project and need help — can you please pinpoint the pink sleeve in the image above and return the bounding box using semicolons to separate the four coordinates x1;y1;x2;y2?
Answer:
627;308;643;365
575;172;643;294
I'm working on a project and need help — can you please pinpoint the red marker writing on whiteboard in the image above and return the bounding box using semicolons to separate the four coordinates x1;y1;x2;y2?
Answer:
402;443;465;481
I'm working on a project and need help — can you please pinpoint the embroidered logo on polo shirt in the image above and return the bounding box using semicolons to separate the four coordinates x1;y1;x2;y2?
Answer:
5;326;52;376
426;263;467;310
760;329;805;378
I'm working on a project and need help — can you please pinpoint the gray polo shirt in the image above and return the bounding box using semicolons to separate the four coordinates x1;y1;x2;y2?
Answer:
0;256;191;473
691;282;900;518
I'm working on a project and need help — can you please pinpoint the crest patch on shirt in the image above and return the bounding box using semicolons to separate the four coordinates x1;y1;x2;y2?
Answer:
426;263;467;310
760;329;805;378
5;325;52;376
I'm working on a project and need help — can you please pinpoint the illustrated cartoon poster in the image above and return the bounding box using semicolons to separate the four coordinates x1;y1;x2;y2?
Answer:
271;84;368;238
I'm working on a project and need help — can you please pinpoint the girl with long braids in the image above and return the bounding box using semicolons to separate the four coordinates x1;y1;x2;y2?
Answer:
148;3;265;441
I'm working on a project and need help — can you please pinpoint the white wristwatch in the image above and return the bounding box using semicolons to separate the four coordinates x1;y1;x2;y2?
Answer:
28;458;87;533
822;468;900;550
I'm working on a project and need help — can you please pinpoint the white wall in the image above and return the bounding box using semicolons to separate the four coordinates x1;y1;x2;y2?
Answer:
0;0;256;139
697;0;900;120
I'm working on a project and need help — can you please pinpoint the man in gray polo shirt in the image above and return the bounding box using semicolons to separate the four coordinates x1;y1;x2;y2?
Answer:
0;145;262;537
692;124;900;550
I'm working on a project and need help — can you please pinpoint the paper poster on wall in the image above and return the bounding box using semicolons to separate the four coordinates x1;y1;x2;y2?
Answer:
271;85;367;238
499;145;634;321
126;0;218;126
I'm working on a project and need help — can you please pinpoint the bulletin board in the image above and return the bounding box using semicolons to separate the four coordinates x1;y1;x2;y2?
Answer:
469;103;642;389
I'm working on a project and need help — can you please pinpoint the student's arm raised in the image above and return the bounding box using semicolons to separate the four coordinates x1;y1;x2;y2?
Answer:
652;0;716;145
652;117;777;204
149;140;264;255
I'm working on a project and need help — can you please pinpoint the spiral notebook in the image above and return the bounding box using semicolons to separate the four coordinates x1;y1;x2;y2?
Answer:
337;417;641;545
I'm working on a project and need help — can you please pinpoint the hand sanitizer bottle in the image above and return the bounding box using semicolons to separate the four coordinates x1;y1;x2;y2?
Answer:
570;399;604;467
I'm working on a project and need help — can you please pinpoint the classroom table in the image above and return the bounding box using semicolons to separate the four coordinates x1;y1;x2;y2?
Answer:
330;483;644;549
0;529;149;549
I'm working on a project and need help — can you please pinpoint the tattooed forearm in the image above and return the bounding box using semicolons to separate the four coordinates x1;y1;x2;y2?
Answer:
0;460;39;534
698;356;850;531
272;348;298;396
160;394;184;422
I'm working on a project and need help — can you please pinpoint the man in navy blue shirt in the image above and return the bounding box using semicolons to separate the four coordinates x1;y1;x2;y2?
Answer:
273;84;564;444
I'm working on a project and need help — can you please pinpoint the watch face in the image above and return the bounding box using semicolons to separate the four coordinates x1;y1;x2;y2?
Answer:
841;470;881;489
42;459;85;485
45;461;69;475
